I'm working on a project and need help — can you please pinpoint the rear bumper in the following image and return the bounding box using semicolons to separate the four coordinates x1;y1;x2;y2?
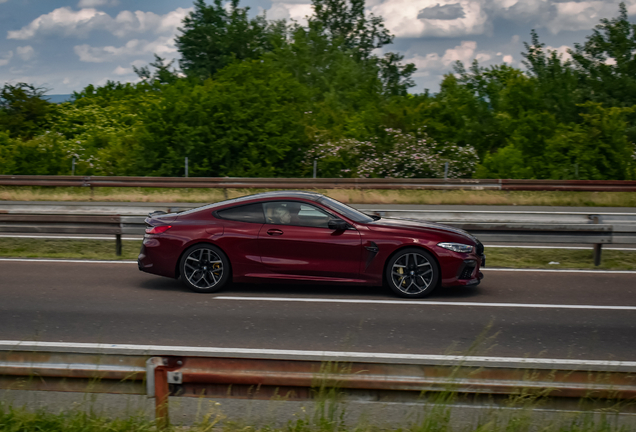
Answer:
137;237;177;278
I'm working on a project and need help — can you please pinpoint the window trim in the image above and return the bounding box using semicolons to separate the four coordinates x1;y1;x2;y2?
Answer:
213;202;265;224
263;200;343;229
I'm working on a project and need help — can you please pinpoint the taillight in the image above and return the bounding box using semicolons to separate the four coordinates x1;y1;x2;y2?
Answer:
145;225;172;234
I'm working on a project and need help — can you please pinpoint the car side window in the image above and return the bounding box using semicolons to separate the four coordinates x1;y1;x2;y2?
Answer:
216;203;265;224
264;202;335;228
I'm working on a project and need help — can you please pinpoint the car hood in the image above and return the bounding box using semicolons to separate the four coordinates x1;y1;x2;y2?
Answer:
368;217;478;244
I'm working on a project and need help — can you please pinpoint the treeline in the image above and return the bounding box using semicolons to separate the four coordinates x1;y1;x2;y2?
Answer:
0;0;635;180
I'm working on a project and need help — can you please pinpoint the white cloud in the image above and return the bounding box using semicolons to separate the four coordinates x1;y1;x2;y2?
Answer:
407;41;491;75
16;45;35;61
0;50;13;66
78;0;119;7
113;65;131;75
502;54;513;63
347;0;636;40
546;44;573;62
266;1;313;23
371;0;489;38
0;0;9;3
418;3;466;20
7;6;191;40
545;1;608;33
74;35;177;63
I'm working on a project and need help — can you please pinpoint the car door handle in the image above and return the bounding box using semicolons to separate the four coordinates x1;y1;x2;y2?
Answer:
267;229;284;236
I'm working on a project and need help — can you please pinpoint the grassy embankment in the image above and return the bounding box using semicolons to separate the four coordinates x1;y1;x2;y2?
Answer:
0;395;632;432
2;186;636;207
1;238;635;270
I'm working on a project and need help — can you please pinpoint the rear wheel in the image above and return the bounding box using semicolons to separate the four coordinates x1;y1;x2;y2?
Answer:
179;244;230;293
385;248;439;298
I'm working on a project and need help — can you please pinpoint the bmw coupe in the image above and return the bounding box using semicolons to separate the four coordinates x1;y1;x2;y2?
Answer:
138;191;485;298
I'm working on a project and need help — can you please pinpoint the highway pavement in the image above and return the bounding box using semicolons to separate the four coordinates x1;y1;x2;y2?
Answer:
1;260;635;361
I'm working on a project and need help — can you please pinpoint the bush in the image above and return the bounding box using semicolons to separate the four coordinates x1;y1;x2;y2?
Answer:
307;128;478;178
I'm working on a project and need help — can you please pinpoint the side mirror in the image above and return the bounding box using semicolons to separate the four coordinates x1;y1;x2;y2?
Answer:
328;219;349;231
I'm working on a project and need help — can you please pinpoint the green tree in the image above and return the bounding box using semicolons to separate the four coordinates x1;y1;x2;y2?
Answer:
545;103;636;180
569;2;636;108
133;55;180;85
108;59;311;177
0;83;57;139
176;0;283;79
0;131;72;175
521;29;579;123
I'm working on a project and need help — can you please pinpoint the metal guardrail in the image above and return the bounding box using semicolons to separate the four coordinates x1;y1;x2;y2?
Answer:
2;342;636;427
2;175;636;192
0;214;128;255
1;205;636;263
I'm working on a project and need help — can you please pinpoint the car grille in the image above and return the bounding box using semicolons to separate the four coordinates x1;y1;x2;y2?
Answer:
459;262;476;280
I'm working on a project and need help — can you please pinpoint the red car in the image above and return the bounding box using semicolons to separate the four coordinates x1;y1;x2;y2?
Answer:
138;191;484;298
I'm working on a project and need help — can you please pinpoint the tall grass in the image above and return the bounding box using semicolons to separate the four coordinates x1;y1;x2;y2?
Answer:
2;186;636;207
1;392;630;432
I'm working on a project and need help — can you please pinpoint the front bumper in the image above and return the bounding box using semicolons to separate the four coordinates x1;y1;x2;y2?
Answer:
440;250;485;287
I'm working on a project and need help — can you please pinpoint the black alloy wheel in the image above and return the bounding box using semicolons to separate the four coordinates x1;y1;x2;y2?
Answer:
179;244;230;293
385;248;439;298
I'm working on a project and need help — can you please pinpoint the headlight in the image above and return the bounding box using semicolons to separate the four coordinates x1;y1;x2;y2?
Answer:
437;242;473;253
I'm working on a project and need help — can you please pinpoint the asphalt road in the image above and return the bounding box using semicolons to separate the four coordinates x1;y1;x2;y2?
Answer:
1;260;635;361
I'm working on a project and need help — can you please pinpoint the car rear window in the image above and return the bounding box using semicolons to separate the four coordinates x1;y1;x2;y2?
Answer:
216;203;265;224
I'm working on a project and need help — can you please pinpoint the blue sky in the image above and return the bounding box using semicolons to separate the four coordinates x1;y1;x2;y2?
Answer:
1;0;634;95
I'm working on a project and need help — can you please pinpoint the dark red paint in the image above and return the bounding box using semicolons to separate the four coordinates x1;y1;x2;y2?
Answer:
138;191;484;290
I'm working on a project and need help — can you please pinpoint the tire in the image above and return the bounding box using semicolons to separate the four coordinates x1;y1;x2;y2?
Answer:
385;248;439;298
179;244;230;293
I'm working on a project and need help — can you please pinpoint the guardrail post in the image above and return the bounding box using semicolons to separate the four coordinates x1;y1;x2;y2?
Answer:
147;357;170;430
115;234;122;256
155;362;170;430
594;244;602;266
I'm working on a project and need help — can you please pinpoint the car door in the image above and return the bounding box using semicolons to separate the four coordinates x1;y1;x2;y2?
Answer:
213;202;266;277
257;201;363;280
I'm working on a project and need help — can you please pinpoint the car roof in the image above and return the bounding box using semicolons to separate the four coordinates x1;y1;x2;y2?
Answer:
177;190;324;215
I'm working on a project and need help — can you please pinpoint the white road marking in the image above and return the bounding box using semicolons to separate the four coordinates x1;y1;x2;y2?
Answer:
1;340;635;368
214;296;636;311
0;235;142;240
482;267;636;274
0;258;136;264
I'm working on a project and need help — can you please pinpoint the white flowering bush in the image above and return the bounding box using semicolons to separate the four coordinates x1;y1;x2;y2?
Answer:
306;128;478;178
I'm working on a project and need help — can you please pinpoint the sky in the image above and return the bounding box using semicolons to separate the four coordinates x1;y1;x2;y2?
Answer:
0;0;635;96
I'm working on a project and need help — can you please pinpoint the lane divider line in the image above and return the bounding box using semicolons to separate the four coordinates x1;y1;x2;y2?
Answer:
482;268;636;274
214;296;636;311
0;258;136;264
0;235;142;240
1;340;635;368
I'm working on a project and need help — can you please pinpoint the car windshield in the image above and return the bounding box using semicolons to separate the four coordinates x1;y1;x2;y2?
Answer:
318;196;374;224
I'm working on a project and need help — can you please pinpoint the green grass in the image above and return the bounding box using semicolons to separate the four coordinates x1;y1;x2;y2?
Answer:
487;247;636;270
0;398;631;432
0;238;141;260
0;239;634;270
2;186;636;207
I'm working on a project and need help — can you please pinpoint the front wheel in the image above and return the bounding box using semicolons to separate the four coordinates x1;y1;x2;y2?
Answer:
385;248;439;298
179;244;230;293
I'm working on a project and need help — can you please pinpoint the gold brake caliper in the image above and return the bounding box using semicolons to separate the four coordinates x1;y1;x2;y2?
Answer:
397;267;406;286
